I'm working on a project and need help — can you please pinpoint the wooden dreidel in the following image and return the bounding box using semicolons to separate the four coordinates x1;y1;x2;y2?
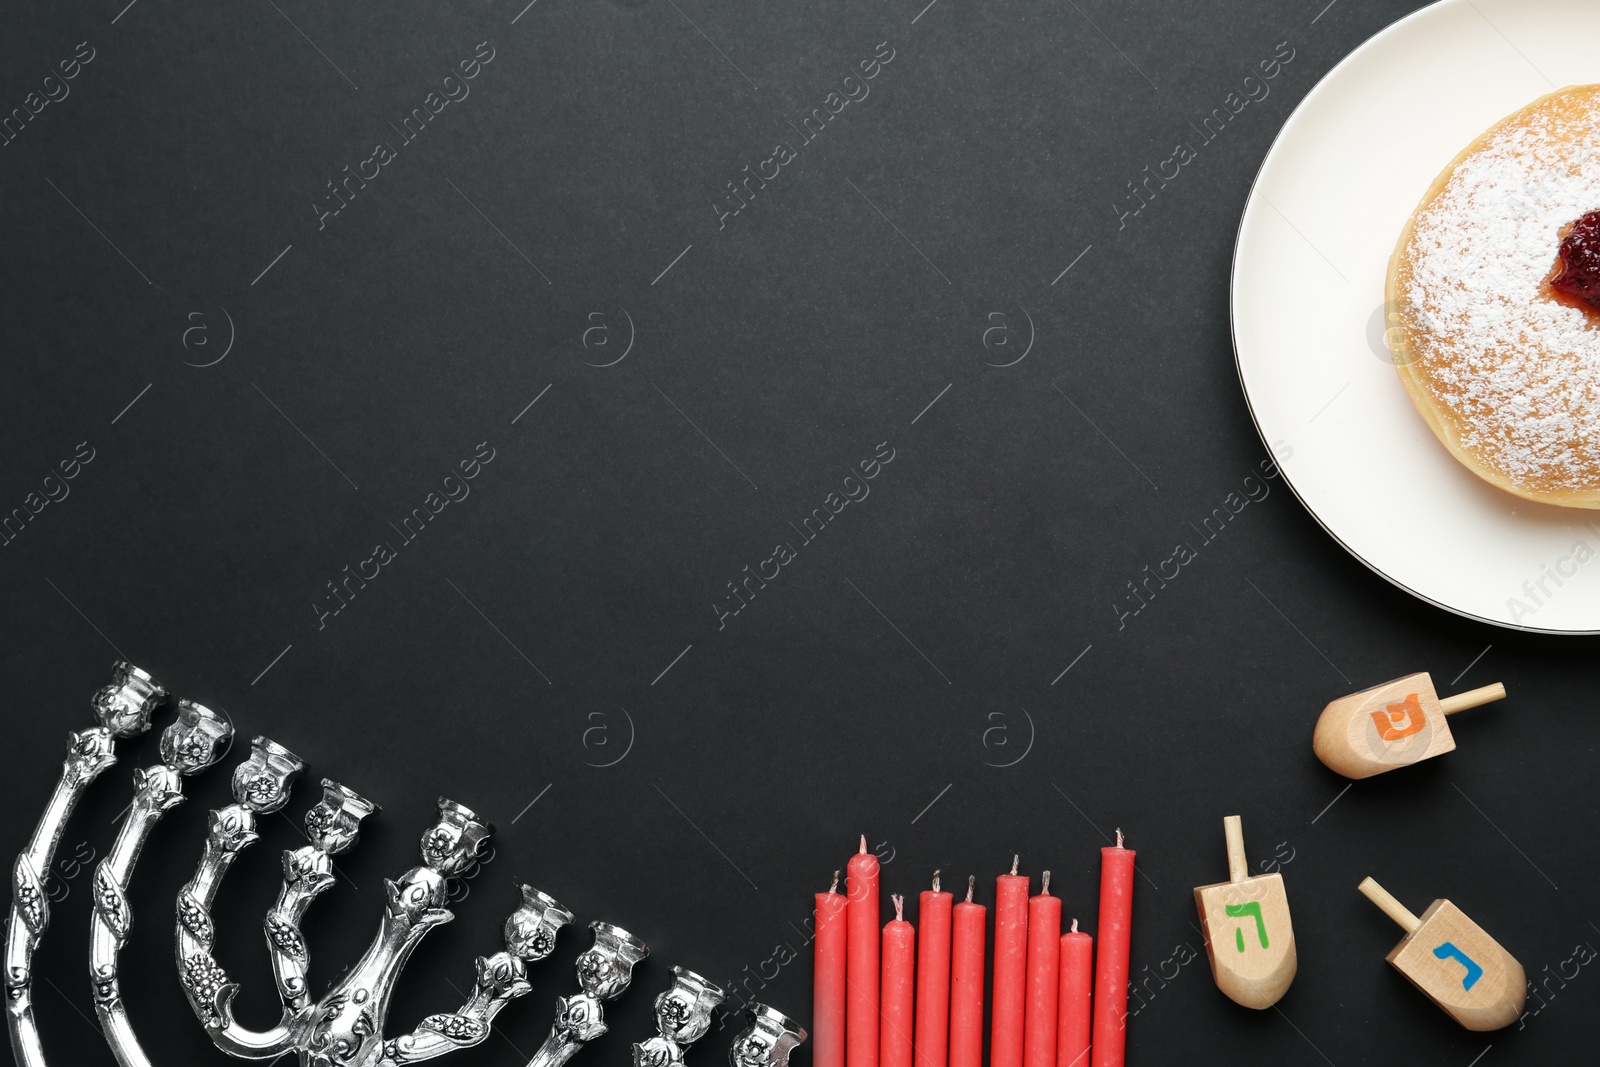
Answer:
1358;877;1525;1031
1313;673;1506;779
1192;815;1296;1009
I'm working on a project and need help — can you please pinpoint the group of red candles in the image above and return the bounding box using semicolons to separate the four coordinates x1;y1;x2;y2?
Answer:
813;834;1136;1067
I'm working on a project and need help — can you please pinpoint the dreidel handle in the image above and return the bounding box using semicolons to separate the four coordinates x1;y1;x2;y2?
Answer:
1440;682;1506;715
1359;877;1421;935
1224;815;1247;883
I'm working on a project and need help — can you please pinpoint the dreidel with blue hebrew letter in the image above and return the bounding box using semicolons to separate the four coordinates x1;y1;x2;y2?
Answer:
1313;673;1505;779
1192;815;1297;1009
1358;877;1525;1030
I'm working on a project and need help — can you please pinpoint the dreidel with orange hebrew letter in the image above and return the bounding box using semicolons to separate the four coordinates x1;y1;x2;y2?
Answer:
1192;815;1296;1009
1313;673;1506;779
1358;877;1525;1031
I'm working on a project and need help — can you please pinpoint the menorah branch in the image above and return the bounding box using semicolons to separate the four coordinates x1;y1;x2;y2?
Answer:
275;799;490;1067
380;953;526;1065
268;780;378;1014
5;663;164;1067
93;699;234;1067
176;738;309;1058
378;886;573;1066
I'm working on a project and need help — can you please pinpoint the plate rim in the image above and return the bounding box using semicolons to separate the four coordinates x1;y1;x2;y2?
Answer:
1227;0;1600;637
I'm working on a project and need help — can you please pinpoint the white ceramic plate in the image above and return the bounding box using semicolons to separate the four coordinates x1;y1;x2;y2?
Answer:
1232;0;1600;634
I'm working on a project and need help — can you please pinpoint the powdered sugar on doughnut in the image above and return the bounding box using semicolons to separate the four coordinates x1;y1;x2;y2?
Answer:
1402;92;1600;492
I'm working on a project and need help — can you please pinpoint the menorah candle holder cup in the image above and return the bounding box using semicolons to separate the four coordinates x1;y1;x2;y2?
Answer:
1192;816;1296;1009
92;662;168;738
729;1004;807;1067
421;799;496;875
229;736;305;814
632;966;727;1067
506;885;577;963
1358;877;1525;1031
304;780;380;853
1313;673;1506;779
8;663;803;1067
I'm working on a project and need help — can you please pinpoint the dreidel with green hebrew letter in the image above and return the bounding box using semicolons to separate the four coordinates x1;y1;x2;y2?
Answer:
1192;815;1297;1009
1313;673;1506;779
1358;877;1525;1031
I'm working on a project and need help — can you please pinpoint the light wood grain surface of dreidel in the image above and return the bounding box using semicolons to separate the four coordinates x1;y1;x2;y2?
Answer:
1313;673;1506;780
1358;877;1525;1031
1192;816;1297;1009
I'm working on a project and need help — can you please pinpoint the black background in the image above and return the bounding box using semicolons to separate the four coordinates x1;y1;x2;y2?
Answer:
1;0;1594;1064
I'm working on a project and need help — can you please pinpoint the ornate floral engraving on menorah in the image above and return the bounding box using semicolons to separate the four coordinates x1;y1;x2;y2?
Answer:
6;663;808;1067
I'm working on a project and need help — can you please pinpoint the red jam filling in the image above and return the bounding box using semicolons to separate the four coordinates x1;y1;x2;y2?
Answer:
1550;210;1600;311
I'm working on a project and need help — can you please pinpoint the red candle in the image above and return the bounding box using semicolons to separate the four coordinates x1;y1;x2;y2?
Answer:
1091;831;1135;1067
914;871;953;1067
1023;872;1062;1067
1057;918;1093;1067
815;870;848;1067
948;876;986;1067
847;835;881;1067
881;894;916;1067
992;855;1030;1067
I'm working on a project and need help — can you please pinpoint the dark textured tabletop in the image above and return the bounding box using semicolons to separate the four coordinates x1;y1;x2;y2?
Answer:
1;0;1593;1064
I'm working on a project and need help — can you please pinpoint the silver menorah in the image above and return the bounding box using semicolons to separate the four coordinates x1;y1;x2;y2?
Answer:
5;663;807;1067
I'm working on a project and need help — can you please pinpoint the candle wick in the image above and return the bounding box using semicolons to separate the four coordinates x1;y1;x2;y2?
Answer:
1070;918;1078;934
893;894;904;921
1115;827;1124;848
932;869;941;893
1010;854;1019;876
859;834;868;855
965;874;975;902
1041;870;1051;895
830;869;840;893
